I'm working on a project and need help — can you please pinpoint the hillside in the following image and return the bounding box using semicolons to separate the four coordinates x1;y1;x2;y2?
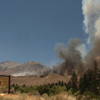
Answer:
0;61;50;76
11;74;70;86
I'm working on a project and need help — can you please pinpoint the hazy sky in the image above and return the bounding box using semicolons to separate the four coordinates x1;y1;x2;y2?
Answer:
0;0;87;66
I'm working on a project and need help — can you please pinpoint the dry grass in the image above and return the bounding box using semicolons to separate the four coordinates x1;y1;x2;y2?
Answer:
11;74;69;86
0;93;99;100
0;93;76;100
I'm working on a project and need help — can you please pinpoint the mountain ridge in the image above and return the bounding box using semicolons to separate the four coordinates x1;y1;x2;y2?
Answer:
0;61;50;76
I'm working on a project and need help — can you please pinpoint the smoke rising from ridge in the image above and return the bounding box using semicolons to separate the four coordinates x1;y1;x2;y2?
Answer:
55;39;84;75
54;0;100;75
56;39;82;61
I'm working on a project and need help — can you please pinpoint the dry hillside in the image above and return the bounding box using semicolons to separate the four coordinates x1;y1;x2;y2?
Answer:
11;74;70;86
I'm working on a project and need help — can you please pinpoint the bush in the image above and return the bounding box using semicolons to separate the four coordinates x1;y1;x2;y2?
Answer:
12;82;67;96
37;84;67;96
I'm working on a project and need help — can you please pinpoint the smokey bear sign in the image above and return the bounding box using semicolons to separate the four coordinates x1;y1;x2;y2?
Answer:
0;75;10;93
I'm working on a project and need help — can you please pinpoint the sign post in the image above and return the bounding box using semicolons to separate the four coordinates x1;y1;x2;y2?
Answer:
0;75;11;93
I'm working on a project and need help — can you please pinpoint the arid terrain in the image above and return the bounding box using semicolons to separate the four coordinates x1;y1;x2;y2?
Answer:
11;74;69;86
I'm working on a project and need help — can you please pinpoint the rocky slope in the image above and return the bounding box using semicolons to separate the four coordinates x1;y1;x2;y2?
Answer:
0;61;50;76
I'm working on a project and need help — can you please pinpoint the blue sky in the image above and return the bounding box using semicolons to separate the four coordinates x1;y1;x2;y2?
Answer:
0;0;87;66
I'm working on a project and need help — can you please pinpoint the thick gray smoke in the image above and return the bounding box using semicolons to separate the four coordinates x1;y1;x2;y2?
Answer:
82;0;100;43
55;39;84;75
56;39;82;62
54;0;100;75
82;0;100;61
82;0;100;69
53;0;100;76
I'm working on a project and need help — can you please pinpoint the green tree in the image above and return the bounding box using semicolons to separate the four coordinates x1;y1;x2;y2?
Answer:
79;67;100;95
67;72;78;93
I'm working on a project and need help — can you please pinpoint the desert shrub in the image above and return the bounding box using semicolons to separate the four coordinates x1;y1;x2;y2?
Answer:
12;82;67;96
37;84;67;96
12;85;39;95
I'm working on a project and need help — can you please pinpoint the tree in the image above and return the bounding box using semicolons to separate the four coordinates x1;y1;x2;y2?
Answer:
79;66;100;95
67;72;78;93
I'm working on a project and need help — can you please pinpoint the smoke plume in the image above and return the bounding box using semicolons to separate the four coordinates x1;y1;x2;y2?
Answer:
55;39;84;75
82;0;100;42
54;0;100;75
56;39;82;62
82;0;100;61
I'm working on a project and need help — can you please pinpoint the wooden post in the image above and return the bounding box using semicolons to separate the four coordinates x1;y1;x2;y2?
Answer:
8;75;11;94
